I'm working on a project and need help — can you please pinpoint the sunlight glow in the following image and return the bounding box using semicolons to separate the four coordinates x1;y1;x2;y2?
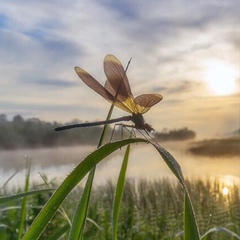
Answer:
218;175;239;197
204;60;239;95
222;186;229;196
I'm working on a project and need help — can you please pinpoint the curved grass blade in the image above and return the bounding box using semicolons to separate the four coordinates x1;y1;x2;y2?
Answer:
0;189;54;205
151;142;200;240
112;144;131;240
201;227;240;239
22;138;146;240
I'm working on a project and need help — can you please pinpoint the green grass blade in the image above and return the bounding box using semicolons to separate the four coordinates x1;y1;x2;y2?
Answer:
18;159;31;239
69;167;96;240
0;224;7;240
151;142;200;240
22;138;146;240
184;192;200;240
151;143;184;184
39;172;72;226
112;144;131;240
0;189;54;204
201;227;240;239
0;170;19;189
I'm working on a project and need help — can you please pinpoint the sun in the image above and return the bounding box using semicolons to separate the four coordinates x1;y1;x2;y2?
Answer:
204;60;239;95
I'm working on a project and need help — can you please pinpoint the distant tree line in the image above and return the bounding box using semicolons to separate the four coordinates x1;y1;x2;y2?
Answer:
0;114;196;150
154;127;196;141
0;114;103;150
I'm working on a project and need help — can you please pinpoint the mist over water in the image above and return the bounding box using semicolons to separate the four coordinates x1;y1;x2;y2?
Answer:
0;142;239;188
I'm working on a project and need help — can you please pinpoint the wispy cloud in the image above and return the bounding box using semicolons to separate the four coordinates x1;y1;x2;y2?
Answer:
0;0;239;137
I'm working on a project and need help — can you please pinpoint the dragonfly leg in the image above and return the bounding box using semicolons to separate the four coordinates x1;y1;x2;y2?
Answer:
110;124;136;141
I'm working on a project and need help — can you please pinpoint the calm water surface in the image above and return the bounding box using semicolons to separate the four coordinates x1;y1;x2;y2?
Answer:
0;142;239;188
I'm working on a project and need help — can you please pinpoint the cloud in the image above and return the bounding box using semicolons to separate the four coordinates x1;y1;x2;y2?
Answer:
21;77;78;88
163;80;202;95
0;0;239;137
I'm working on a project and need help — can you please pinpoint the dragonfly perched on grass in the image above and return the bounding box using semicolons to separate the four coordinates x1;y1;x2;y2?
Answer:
55;54;163;132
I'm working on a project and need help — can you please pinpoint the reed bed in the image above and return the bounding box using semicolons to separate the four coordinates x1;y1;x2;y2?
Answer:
1;177;239;239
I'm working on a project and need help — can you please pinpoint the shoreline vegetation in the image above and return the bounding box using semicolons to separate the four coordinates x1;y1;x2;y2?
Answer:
0;114;239;157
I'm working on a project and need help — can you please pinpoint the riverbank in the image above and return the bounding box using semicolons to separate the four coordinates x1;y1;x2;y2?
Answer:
188;137;239;157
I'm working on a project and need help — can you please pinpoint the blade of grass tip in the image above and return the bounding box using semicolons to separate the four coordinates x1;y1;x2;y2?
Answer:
22;138;146;240
69;104;115;240
1;170;19;189
112;144;131;240
150;142;200;240
18;158;31;240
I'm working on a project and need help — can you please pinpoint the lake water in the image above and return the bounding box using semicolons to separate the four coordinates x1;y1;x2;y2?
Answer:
0;141;239;188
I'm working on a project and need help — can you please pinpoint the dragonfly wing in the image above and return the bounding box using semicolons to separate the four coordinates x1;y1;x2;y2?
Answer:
104;54;139;113
75;66;132;113
104;54;133;101
75;67;114;101
134;94;163;114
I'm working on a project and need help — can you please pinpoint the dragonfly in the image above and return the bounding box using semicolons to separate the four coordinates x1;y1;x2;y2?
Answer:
55;54;163;132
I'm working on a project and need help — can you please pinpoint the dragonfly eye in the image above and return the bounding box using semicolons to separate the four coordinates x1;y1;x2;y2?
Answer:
144;123;154;133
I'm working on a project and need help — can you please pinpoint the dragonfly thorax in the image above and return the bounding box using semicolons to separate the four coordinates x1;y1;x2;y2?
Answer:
132;113;154;132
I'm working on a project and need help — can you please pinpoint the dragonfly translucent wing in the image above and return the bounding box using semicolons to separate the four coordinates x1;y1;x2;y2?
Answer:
104;54;140;113
104;54;133;101
75;67;114;101
104;79;116;98
134;94;163;114
75;67;132;113
104;78;137;113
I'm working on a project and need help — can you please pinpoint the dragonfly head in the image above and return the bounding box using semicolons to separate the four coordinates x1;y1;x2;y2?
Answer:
144;123;154;133
132;113;154;133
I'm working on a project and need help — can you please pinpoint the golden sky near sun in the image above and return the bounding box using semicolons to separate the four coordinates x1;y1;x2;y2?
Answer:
204;60;239;96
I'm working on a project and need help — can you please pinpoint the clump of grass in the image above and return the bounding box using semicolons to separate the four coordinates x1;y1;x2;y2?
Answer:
1;176;239;239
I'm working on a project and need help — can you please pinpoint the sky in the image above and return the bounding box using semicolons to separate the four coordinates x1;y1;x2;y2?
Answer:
0;0;239;138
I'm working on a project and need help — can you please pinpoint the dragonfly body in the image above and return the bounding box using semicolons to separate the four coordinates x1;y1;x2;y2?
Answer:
55;55;163;132
55;113;153;132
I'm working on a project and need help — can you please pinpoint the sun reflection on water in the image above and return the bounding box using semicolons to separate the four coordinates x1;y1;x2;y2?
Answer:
217;175;239;197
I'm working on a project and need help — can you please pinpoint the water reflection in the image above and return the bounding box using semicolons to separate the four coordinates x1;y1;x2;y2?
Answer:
0;142;239;188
